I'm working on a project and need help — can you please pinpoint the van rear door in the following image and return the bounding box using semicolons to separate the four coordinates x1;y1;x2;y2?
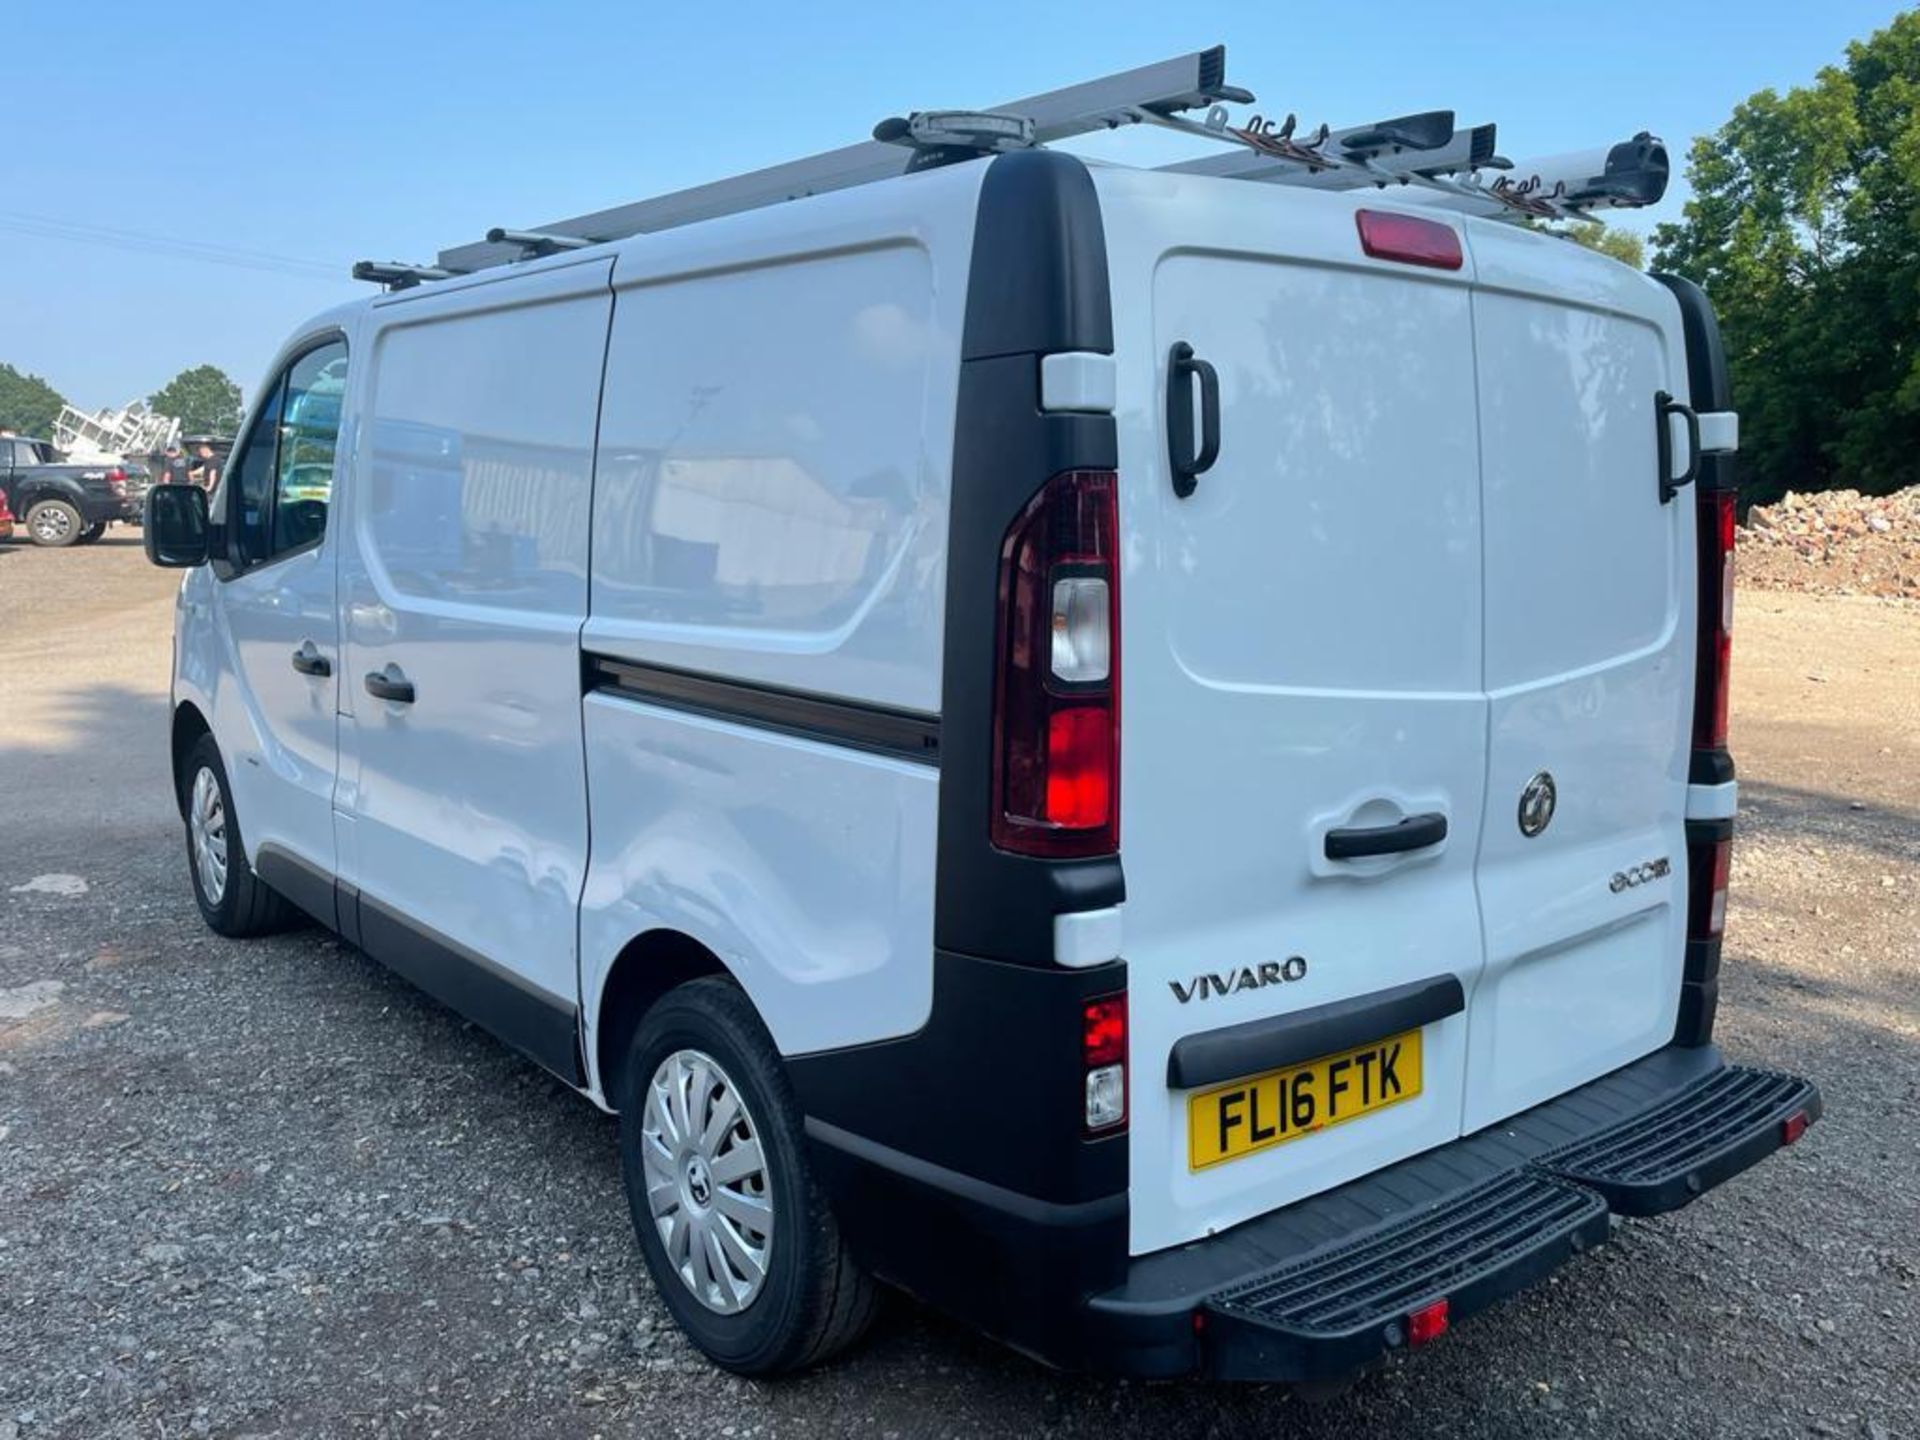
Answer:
1460;225;1693;1129
1099;173;1494;1255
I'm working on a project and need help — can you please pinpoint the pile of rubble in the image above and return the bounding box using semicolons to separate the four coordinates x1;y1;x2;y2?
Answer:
1739;484;1920;600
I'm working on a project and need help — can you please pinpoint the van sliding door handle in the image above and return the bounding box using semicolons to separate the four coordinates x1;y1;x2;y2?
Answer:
364;667;415;704
290;642;330;677
1167;341;1220;499
1325;812;1448;860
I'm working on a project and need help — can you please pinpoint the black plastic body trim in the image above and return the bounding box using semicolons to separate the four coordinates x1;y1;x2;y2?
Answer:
1538;1065;1822;1216
934;148;1123;964
1064;1045;1820;1379
586;653;940;766
791;949;1128;1207
357;894;585;1086
250;844;583;1086
1687;815;1735;844
791;948;1130;1364
1658;272;1739;1049
1167;976;1465;1090
1653;274;1737;494
253;844;341;930
1690;747;1736;786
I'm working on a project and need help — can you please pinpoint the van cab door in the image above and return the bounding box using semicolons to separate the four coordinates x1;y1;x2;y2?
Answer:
208;336;350;907
1098;172;1493;1256
337;259;614;1080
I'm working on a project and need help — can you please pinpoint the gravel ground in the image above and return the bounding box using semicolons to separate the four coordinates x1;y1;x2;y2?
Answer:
2;538;1915;1440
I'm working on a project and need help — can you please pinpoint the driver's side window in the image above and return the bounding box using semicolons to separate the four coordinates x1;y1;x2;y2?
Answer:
225;337;349;570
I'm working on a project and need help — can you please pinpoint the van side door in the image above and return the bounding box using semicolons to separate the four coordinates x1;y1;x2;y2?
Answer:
207;336;350;911
336;259;613;1081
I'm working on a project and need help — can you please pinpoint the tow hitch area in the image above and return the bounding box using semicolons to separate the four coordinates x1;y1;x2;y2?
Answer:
1205;1171;1609;1383
1195;1062;1820;1382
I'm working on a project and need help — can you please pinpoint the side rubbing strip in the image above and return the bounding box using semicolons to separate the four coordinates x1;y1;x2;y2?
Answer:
586;653;940;766
1167;975;1466;1090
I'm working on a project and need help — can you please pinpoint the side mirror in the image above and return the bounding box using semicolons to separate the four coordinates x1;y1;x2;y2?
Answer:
144;484;211;568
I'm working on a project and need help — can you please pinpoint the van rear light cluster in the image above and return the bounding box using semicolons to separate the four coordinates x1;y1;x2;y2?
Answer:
990;469;1120;858
1082;993;1127;1132
1694;488;1736;750
1688;834;1731;942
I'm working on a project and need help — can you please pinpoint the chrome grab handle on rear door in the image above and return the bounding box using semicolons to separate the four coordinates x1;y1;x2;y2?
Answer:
1325;812;1448;860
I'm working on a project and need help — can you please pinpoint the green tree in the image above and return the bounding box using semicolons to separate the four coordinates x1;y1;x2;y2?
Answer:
1523;220;1646;270
150;364;244;435
1652;11;1920;502
0;362;67;438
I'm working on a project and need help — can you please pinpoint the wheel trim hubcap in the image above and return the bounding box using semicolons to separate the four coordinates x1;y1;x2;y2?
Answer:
641;1048;773;1315
188;767;228;904
33;508;72;541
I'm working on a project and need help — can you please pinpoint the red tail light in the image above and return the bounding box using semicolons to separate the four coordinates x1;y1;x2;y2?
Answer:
1693;489;1735;750
1356;209;1464;271
1406;1298;1450;1347
1082;993;1127;1132
991;470;1119;858
1688;835;1731;942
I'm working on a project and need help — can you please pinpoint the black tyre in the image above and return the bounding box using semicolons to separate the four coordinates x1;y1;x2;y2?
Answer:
76;522;107;545
618;977;878;1375
24;499;84;547
180;734;298;937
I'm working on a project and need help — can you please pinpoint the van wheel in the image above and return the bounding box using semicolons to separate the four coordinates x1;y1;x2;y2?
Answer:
617;977;878;1375
25;499;83;547
181;735;297;937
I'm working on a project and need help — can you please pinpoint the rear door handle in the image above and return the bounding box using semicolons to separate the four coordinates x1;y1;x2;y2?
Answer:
364;666;415;704
290;642;331;677
1325;812;1448;860
1656;390;1701;503
1167;341;1221;499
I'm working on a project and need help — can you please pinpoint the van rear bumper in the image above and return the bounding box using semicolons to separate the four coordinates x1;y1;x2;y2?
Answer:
809;1043;1820;1381
1094;1044;1819;1380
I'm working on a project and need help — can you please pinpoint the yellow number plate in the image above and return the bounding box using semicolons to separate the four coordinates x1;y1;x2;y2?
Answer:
1187;1029;1423;1171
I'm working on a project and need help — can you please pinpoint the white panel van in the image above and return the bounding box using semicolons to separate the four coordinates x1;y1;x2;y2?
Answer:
144;96;1819;1384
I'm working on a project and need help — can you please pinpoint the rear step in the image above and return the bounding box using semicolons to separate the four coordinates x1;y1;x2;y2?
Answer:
1536;1065;1822;1216
1204;1172;1610;1382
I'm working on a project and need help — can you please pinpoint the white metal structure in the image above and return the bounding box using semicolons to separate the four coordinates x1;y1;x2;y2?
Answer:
150;45;1819;1387
52;399;180;463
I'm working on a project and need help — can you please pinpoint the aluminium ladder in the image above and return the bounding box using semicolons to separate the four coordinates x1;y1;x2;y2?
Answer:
354;45;1669;289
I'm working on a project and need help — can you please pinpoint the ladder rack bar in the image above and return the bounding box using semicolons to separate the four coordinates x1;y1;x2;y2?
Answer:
1161;119;1497;192
439;46;1238;272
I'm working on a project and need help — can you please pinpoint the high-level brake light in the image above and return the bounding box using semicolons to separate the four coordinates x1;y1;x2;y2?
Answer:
1356;209;1464;270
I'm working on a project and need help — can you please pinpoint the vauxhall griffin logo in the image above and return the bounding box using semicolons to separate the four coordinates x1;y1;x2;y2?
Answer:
1170;956;1308;1004
1518;771;1557;838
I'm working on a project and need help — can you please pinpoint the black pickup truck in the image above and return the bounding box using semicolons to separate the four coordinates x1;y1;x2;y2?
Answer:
0;435;139;547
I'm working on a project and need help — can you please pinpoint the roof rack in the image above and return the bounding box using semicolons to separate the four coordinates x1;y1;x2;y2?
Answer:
353;46;1669;287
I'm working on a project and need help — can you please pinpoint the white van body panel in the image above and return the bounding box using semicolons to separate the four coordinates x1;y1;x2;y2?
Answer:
585;161;986;714
1095;169;1495;1255
578;698;940;1062
576;162;984;1079
1462;225;1695;1129
338;257;614;1016
183;310;362;880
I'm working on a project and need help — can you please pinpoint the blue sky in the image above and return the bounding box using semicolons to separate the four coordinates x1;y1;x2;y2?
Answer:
3;0;1907;413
